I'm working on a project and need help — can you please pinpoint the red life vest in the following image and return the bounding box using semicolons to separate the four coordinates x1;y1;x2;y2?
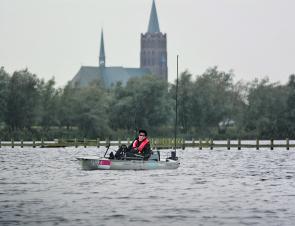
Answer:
132;138;150;153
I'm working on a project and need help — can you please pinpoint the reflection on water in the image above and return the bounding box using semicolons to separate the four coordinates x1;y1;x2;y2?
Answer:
1;147;295;225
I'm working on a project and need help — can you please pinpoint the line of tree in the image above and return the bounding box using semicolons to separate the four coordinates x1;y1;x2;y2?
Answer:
0;66;295;140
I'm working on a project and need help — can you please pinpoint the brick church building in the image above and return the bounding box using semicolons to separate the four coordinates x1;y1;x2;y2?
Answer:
71;0;168;87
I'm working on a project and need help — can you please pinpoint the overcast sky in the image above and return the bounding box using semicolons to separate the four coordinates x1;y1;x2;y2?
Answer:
1;0;295;87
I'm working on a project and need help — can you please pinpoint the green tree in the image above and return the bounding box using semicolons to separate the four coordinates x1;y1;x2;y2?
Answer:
109;75;173;135
285;74;295;137
191;67;235;135
5;69;40;130
169;70;194;134
57;83;77;130
38;78;59;130
244;78;288;138
227;80;248;135
72;83;111;138
0;67;10;125
108;82;135;132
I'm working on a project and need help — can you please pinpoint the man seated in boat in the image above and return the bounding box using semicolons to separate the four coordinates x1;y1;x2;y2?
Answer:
114;129;152;160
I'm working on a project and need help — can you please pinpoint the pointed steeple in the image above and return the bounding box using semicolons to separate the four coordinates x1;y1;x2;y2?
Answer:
99;29;105;67
147;0;160;33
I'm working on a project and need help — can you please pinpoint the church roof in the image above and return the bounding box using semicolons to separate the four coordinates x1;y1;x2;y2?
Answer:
72;66;151;88
99;30;105;66
99;31;105;58
147;0;160;33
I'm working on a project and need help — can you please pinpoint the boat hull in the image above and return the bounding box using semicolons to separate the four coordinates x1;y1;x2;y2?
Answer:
76;156;180;170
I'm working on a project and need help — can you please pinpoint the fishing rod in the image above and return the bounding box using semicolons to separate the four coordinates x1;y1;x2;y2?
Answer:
173;55;179;159
103;142;111;157
133;99;140;139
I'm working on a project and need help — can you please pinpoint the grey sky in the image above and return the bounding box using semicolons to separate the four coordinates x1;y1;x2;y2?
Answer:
1;0;295;87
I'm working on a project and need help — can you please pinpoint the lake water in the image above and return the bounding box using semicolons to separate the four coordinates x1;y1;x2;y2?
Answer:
1;147;295;226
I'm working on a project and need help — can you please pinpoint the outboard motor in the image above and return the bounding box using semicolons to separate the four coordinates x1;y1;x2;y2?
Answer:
169;151;178;161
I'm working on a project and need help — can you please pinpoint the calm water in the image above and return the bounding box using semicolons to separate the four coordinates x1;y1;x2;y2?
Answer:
1;147;295;226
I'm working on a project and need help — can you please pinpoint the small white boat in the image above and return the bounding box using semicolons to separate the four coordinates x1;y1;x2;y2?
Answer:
76;151;180;170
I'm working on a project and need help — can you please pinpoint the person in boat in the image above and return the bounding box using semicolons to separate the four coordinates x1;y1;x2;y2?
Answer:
128;129;151;160
114;129;152;160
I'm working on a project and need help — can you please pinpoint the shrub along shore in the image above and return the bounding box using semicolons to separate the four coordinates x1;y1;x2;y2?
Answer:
1;66;295;141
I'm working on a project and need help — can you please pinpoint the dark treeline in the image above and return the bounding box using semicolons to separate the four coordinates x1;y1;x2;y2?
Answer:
1;66;295;140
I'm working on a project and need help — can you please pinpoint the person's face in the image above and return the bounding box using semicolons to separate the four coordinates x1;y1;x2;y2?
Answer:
138;133;146;141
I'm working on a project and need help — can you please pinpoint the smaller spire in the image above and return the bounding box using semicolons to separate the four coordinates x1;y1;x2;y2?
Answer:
99;29;105;67
147;0;160;33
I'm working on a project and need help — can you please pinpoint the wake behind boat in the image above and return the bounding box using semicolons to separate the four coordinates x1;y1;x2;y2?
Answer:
76;151;180;170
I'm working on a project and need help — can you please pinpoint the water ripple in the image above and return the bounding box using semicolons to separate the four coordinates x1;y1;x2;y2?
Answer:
1;148;295;225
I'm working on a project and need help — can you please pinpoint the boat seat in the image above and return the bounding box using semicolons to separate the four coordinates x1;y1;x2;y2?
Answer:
148;151;160;161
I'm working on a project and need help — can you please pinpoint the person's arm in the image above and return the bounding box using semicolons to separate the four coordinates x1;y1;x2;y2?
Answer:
142;143;152;159
128;139;138;152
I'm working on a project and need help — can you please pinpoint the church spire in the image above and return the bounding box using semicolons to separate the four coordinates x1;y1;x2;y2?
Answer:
99;29;105;67
147;0;160;33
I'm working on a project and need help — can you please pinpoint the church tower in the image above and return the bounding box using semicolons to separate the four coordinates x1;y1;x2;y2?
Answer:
140;0;168;81
99;30;105;67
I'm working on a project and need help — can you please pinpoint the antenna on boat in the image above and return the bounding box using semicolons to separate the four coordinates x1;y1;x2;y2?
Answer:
171;55;179;160
103;141;111;157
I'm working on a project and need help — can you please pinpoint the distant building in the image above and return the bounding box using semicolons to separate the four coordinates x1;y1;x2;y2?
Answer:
141;0;168;81
71;0;168;88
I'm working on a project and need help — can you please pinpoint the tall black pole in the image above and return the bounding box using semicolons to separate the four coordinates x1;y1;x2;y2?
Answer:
174;55;179;152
